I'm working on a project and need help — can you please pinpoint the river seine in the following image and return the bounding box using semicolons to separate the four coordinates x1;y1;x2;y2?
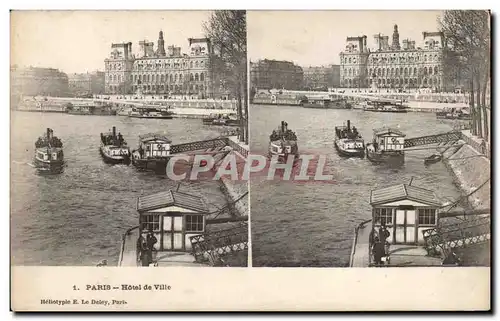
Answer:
10;111;228;266
250;104;464;267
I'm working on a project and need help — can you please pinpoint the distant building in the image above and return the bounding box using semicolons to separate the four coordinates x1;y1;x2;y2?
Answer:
11;66;69;97
104;31;220;98
250;59;303;90
302;65;340;90
339;25;445;91
68;71;105;96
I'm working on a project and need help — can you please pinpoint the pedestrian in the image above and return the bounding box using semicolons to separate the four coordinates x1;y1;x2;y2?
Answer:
379;223;390;244
372;236;385;266
138;235;149;266
146;229;158;265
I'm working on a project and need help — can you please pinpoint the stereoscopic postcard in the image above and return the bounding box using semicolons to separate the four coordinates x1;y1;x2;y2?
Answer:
10;9;490;311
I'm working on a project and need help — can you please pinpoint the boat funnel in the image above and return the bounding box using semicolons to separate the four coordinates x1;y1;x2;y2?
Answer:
347;120;351;131
112;126;116;138
281;121;285;133
46;128;52;140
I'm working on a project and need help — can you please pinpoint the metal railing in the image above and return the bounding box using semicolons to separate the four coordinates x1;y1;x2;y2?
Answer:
190;224;248;265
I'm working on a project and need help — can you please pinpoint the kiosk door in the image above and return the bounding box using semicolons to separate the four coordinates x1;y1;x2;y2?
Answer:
173;216;184;250
394;209;417;244
162;215;184;251
395;209;406;244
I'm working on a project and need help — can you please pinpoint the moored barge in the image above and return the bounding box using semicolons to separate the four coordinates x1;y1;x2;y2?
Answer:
131;133;172;173
129;107;173;119
435;107;471;120
202;113;240;126
303;97;352;109
365;127;405;165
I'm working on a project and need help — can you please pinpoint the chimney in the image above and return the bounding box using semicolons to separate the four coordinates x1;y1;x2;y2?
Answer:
124;43;129;59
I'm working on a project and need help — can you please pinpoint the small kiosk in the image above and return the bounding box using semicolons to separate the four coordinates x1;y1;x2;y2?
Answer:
369;184;442;245
136;190;209;252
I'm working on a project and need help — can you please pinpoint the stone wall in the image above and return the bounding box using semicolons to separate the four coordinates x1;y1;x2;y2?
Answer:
443;143;490;210
217;149;249;217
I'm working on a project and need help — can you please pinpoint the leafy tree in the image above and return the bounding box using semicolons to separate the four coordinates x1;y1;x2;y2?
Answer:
204;10;248;144
439;10;490;140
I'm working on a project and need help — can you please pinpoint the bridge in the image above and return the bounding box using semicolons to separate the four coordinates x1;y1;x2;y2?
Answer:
170;136;249;158
402;129;490;160
404;131;462;148
189;223;248;266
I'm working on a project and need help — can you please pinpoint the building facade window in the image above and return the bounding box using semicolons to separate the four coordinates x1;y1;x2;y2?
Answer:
140;214;160;231
374;208;393;225
418;209;436;225
186;215;204;232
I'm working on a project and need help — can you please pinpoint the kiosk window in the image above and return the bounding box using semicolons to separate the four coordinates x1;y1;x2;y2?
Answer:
418;209;436;225
375;208;393;225
141;214;160;231
186;215;204;232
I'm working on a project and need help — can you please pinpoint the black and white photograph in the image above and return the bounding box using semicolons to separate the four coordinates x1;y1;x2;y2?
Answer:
7;7;492;312
10;10;249;268
249;10;491;268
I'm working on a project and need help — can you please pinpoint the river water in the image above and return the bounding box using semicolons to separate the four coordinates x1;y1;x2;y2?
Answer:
250;104;464;267
10;111;230;266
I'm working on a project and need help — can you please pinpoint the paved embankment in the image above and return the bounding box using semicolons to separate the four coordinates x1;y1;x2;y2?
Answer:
218;138;249;217
171;108;236;118
442;136;490;209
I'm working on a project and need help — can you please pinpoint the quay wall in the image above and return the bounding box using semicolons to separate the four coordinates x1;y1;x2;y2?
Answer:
171;108;236;118
442;139;490;210
219;175;249;217
217;140;249;217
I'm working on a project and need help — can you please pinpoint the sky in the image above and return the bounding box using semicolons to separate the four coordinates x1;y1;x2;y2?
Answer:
10;10;212;74
248;10;443;67
10;10;444;73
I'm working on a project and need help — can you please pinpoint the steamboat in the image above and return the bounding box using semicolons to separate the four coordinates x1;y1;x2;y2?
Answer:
334;120;365;158
365;127;405;165
202;113;240;126
303;97;352;109
66;101;116;116
362;98;409;113
131;132;172;173
435;107;471;120
268;121;299;163
32;128;65;174
128;107;173;119
99;126;131;165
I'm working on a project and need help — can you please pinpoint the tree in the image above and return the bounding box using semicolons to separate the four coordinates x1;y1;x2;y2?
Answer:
204;10;248;144
439;10;490;140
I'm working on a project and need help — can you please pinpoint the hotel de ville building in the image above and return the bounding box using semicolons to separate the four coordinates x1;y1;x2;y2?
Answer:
104;31;228;98
339;25;453;91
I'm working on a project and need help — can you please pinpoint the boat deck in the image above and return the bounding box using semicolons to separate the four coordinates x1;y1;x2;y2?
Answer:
351;221;442;267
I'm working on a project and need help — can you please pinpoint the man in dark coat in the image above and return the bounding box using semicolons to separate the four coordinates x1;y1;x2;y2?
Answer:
145;230;158;265
372;237;385;266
